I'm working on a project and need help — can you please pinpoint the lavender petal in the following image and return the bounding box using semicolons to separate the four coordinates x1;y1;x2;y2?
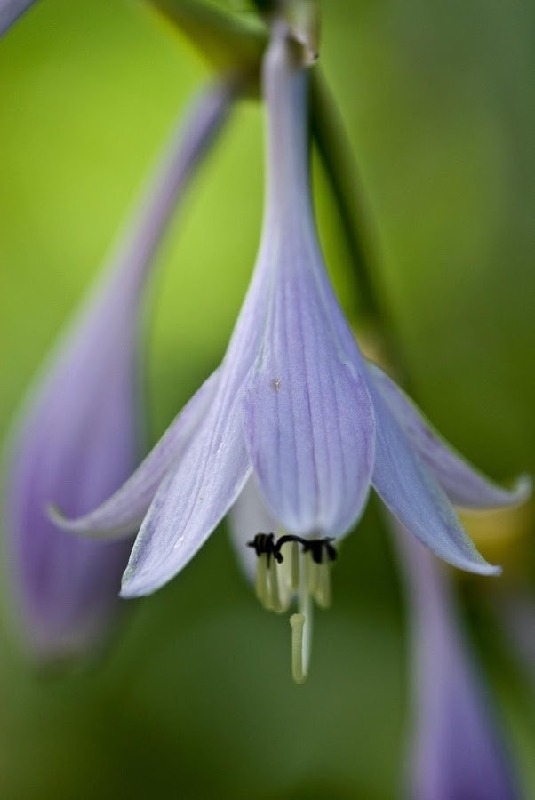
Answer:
121;398;252;597
50;370;221;539
368;362;531;510
120;212;275;596
368;376;499;575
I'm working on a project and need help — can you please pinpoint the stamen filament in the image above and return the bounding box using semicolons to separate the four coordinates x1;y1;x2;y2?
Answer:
255;554;270;608
268;557;288;613
290;540;300;590
314;563;331;608
306;556;318;595
297;550;313;682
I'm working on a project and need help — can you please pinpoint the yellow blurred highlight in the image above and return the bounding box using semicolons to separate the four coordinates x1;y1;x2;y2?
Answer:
461;500;534;576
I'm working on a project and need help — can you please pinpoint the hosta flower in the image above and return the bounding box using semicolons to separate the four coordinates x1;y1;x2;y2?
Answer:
54;25;529;679
396;522;520;800
4;79;236;662
0;0;36;38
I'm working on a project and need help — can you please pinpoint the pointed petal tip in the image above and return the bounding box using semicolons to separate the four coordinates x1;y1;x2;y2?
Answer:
443;552;502;578
119;563;167;598
119;562;146;598
119;582;144;599
467;472;533;511
46;503;80;532
508;473;532;506
457;472;532;513
47;502;135;542
473;561;502;578
47;503;65;526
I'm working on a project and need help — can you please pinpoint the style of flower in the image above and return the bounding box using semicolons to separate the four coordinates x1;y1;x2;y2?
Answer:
54;25;529;679
4;79;236;661
396;521;521;800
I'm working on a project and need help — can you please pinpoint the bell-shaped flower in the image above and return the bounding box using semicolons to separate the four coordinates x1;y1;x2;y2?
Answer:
4;79;236;662
54;26;529;679
396;522;521;800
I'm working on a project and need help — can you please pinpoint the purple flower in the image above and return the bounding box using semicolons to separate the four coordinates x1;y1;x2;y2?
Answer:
54;27;529;678
4;79;236;662
494;586;535;694
396;522;521;800
0;0;36;38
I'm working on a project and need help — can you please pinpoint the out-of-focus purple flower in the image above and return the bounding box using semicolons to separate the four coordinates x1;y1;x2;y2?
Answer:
495;586;535;693
396;521;521;800
4;79;236;662
54;26;528;678
0;0;36;38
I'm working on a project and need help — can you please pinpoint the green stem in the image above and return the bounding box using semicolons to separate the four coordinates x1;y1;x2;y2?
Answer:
310;71;410;382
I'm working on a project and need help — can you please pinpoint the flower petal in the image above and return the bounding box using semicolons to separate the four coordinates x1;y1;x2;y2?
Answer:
368;362;531;510
0;0;35;37
395;524;519;800
244;249;375;536
228;476;278;582
242;28;375;538
120;219;274;596
121;396;252;597
368;376;499;575
50;370;221;539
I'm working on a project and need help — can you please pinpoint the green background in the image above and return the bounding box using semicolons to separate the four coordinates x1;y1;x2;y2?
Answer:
1;1;534;797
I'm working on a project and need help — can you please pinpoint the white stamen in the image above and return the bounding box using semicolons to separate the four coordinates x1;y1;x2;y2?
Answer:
297;549;313;680
251;533;336;683
305;555;318;595
255;554;270;608
290;540;300;591
268;557;289;613
314;562;332;609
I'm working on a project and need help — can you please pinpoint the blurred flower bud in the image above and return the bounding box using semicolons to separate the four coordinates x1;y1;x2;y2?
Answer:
3;79;236;665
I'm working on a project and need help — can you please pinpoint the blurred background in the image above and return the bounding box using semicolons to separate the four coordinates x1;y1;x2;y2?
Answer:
1;0;534;797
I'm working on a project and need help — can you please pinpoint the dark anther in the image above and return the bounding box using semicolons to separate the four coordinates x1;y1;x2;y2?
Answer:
247;533;283;565
301;538;337;565
276;534;304;551
247;533;337;565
